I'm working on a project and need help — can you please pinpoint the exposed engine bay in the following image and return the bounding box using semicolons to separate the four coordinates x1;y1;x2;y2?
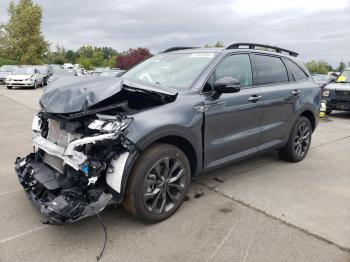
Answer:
14;79;178;224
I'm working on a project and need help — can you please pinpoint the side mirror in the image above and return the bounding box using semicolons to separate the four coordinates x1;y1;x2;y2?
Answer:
212;77;240;99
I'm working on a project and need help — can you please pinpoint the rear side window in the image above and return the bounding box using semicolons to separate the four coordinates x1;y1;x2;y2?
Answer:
283;59;308;81
254;55;288;85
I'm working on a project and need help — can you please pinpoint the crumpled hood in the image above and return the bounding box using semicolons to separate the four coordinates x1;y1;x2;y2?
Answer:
39;77;178;114
325;82;350;91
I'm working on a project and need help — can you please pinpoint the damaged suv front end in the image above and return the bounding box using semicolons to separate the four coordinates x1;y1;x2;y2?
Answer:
15;110;134;224
13;67;183;223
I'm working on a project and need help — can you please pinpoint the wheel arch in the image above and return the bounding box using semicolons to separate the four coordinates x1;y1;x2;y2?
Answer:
112;133;201;204
299;109;316;131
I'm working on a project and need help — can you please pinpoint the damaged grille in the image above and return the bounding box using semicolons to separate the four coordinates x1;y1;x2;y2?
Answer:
47;119;81;147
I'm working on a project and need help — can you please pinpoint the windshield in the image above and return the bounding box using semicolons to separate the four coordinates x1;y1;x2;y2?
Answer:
122;52;216;89
14;68;35;75
0;65;17;72
337;70;350;83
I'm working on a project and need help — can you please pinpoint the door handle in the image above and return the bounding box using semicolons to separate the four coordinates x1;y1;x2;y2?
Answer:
292;89;301;96
248;95;262;102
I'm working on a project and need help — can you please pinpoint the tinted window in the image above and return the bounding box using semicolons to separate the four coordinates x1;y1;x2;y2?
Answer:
203;54;252;92
254;55;288;85
284;59;308;81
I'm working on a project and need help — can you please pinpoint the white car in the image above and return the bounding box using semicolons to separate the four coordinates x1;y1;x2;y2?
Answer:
6;67;44;89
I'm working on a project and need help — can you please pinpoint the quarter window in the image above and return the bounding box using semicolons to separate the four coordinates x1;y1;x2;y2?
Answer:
254;55;288;85
283;59;308;81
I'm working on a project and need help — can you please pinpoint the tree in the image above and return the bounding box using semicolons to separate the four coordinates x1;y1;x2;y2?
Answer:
65;50;78;63
0;0;48;64
76;56;93;70
336;61;346;72
204;41;224;48
116;48;152;70
305;60;333;74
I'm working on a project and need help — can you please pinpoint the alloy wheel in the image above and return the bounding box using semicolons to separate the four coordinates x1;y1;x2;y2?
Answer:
143;157;186;215
293;122;311;157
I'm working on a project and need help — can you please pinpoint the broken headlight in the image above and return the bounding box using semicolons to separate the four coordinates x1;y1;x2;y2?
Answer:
88;118;131;133
32;115;42;132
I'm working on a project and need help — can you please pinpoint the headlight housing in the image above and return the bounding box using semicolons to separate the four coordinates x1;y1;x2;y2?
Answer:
32;115;42;132
322;90;330;97
88;118;131;133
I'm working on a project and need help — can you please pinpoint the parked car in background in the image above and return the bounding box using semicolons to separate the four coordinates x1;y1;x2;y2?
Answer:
0;65;18;84
312;74;335;89
6;66;44;89
15;43;320;224
63;63;74;70
35;65;54;86
98;69;126;77
322;67;350;114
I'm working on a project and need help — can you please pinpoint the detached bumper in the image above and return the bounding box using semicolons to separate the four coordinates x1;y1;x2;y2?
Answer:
15;153;112;224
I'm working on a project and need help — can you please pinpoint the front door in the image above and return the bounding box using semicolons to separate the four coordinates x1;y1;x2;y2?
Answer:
203;54;263;169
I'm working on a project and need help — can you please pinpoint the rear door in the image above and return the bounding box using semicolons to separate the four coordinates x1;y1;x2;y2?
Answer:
252;54;302;149
203;53;263;169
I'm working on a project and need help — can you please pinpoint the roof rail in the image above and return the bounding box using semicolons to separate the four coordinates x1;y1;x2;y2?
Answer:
162;47;198;53
226;43;298;57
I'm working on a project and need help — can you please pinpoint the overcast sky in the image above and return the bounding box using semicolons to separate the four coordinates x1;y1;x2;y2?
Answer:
1;0;349;66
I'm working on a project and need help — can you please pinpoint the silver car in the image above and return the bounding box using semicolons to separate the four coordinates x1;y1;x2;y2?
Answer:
6;67;44;89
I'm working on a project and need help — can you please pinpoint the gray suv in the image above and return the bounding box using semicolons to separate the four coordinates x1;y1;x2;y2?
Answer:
15;43;320;224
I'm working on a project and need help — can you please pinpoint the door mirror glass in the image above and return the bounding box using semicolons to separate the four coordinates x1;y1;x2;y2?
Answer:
213;77;241;94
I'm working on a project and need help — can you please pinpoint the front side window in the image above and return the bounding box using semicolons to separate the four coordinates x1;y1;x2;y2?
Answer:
203;54;252;92
254;55;288;85
122;52;216;89
283;59;308;81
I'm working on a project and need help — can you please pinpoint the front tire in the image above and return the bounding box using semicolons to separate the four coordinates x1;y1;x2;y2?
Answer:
325;108;332;115
123;144;191;223
33;81;38;89
7;86;12;89
279;116;312;162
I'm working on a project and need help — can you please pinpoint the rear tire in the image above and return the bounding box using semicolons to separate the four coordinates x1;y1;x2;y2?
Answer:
279;116;312;162
123;143;191;223
325;108;332;115
7;86;12;89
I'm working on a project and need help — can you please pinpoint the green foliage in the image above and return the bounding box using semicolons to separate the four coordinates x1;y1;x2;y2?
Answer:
305;60;333;74
336;61;346;72
76;56;93;70
65;50;78;64
0;0;48;64
0;57;18;66
106;55;118;68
